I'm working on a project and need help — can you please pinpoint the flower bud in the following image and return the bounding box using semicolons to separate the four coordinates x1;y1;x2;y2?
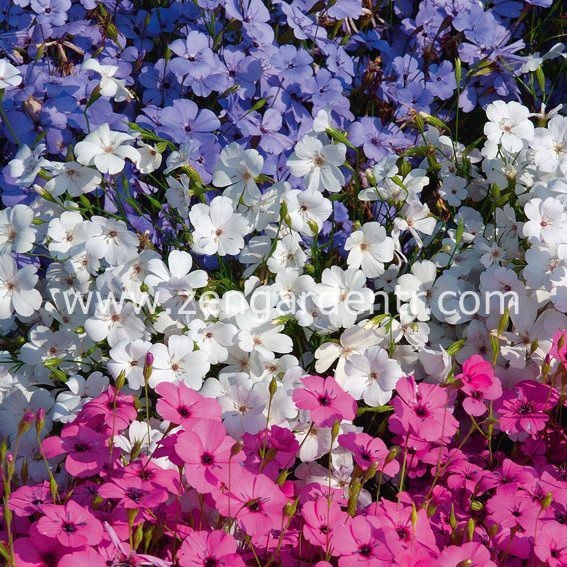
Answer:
35;408;45;434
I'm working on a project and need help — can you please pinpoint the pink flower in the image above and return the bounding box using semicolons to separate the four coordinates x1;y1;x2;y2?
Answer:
58;549;107;567
389;377;458;442
292;375;357;427
495;380;559;438
534;521;567;567
550;330;567;369
78;386;137;433
437;542;496;567
333;516;394;565
156;381;221;425
13;527;67;567
42;424;108;478
99;476;169;509
175;419;242;493
9;482;52;517
178;529;245;567
302;496;348;549
36;501;103;548
215;468;287;536
338;432;399;477
242;426;299;479
369;500;437;553
486;485;540;533
457;355;502;416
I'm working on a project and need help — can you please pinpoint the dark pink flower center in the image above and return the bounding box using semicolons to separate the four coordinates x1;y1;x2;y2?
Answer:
318;395;330;406
126;488;143;502
178;406;191;418
358;544;372;556
201;452;214;465
62;522;76;533
414;404;429;418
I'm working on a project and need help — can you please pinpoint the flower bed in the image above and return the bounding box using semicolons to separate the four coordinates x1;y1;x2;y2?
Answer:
0;0;566;565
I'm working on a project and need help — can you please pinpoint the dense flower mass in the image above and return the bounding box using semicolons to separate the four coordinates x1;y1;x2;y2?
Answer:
0;0;566;564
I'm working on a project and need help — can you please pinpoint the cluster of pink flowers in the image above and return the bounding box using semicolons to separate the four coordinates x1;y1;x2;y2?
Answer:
1;340;567;566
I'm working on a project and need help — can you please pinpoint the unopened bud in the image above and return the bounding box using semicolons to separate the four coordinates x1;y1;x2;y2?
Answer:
541;492;553;510
35;408;46;434
230;440;243;458
269;377;278;398
331;420;341;442
18;411;36;436
284;498;298;517
466;518;475;542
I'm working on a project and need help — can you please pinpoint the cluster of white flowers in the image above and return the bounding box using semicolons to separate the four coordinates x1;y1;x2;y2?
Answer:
1;101;567;480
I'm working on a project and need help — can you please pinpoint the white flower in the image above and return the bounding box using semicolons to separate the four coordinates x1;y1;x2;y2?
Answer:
108;339;153;390
283;189;332;235
530;115;567;174
85;216;139;265
44;162;102;196
0;388;53;441
136;143;163;174
392;200;436;247
52;372;109;423
0;59;22;89
484;101;534;153
0;256;42;320
395;260;437;322
84;301;146;347
188;320;237;365
74;124;141;175
83;58;131;102
113;420;164;456
4;144;47;187
0;205;35;254
212;143;264;205
19;326;74;368
202;373;266;437
439;175;467;206
287;134;346;193
47;211;99;258
145;250;207;315
189;195;250;256
315;326;381;380
315;267;374;328
341;346;403;406
345;222;394;278
149;335;210;389
165;174;191;216
523;197;567;245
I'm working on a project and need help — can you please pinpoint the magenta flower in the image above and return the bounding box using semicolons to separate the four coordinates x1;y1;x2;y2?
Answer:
302;496;348;549
79;386;137;433
178;529;245;567
486;485;540;533
242;425;299;479
495;380;559;438
333;516;394;565
292;375;357;427
370;500;437;553
389;377;458;442
42;424;108;478
338;432;399;477
175;419;241;493
550;330;567;369
534;522;567;567
457;355;502;416
99;476;169;509
36;501;103;548
9;482;52;517
437;542;496;567
156;381;221;426
215;468;287;536
13;527;67;567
